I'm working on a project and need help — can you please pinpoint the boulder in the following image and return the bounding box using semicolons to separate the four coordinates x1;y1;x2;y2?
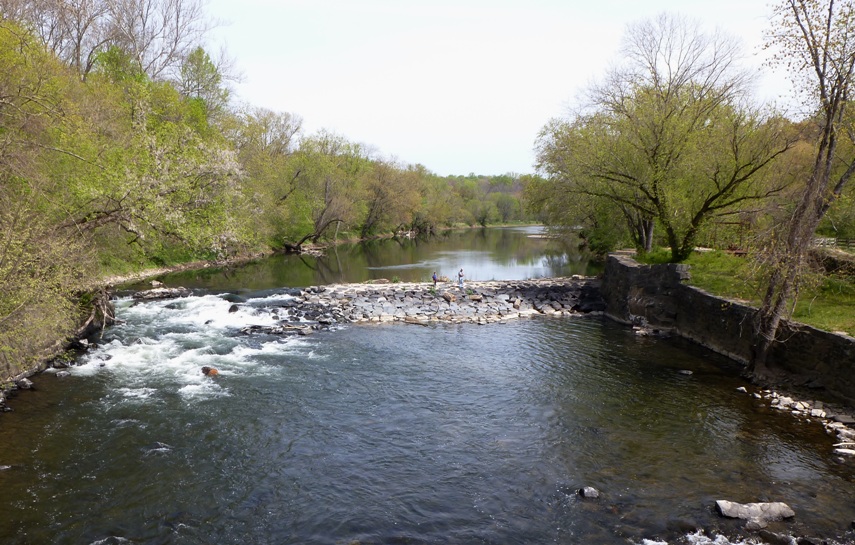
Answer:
715;500;795;528
579;486;600;499
15;378;34;390
132;287;192;300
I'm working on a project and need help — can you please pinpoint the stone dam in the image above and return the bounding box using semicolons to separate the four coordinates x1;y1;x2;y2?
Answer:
133;277;607;330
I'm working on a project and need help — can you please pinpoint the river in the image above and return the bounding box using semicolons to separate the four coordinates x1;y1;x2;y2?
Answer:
1;226;854;545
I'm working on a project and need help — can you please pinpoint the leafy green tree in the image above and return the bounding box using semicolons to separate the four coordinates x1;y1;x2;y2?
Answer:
0;21;93;374
52;44;244;263
284;131;369;249
177;46;230;122
360;159;422;237
492;193;520;223
536;13;792;262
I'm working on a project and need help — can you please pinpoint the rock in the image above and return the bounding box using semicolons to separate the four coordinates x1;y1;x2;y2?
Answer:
834;414;855;425
56;371;71;378
833;448;855;456
579;486;600;499
758;529;797;545
715;500;795;526
298;327;313;336
737;386;748;393
403;317;429;326
745;519;768;531
201;366;219;376
15;378;33;390
132;287;192;300
442;292;456;303
150;280;163;287
69;338;90;350
228;304;240;313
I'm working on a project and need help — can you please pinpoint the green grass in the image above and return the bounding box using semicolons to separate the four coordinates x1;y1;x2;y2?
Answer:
790;276;855;334
679;250;855;336
683;251;760;304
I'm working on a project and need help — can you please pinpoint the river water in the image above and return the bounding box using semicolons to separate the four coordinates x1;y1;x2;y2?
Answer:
1;227;854;545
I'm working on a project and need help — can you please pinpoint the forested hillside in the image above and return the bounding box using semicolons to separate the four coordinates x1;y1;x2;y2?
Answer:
0;1;530;377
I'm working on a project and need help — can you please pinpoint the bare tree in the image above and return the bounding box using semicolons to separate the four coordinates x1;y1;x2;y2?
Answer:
1;0;210;79
105;0;210;79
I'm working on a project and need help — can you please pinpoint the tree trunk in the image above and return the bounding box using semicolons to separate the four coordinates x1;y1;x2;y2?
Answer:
748;265;792;379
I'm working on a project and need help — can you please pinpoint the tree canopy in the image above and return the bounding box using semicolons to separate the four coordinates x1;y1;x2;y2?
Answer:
533;14;793;262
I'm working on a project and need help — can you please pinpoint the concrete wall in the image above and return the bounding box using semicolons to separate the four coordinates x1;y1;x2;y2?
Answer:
601;254;855;405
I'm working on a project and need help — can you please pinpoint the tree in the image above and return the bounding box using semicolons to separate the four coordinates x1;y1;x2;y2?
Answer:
360;159;421;238
750;0;855;376
0;0;111;77
536;13;792;261
1;0;211;79
0;21;94;373
229;106;304;245
104;0;210;79
283;131;368;250
177;46;230;122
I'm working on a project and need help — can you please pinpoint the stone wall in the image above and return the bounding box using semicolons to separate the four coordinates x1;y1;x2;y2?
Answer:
601;254;855;404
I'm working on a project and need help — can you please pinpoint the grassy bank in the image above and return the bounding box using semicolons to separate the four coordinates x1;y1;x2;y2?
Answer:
639;249;855;336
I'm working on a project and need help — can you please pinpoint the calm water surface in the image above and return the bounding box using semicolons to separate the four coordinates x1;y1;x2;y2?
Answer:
1;227;854;545
125;226;598;291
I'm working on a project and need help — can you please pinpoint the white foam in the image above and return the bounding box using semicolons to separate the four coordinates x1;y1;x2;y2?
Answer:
73;294;321;403
178;382;229;399
684;530;760;545
247;292;298;305
115;387;157;400
633;531;766;545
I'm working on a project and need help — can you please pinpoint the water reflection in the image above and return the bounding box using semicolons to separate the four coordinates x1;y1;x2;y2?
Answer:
129;226;599;291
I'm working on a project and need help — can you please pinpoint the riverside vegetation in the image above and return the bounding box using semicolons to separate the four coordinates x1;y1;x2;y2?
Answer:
4;0;855;396
527;4;855;379
0;3;533;382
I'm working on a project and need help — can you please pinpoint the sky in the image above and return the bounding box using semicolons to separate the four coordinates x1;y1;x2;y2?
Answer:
204;0;791;177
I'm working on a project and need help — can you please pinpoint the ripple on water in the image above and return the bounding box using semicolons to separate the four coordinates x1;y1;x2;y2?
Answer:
3;297;855;545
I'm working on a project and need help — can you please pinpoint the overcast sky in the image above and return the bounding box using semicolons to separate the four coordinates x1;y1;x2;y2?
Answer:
205;0;792;177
